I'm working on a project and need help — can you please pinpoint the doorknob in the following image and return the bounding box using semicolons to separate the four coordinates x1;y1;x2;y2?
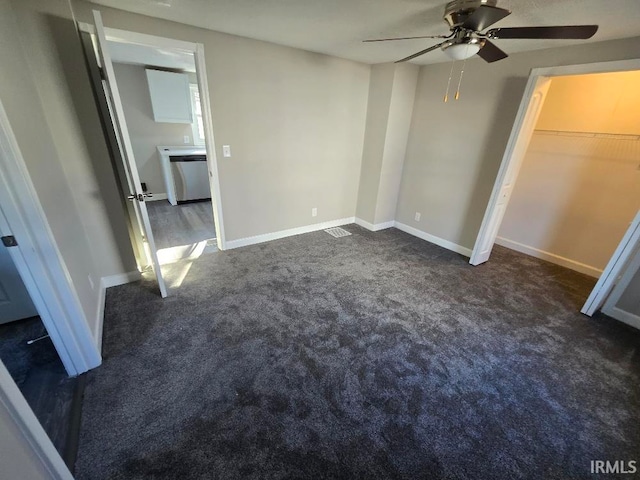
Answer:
127;193;153;202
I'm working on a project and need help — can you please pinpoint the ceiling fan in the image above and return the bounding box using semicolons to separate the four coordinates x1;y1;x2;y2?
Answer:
364;0;598;64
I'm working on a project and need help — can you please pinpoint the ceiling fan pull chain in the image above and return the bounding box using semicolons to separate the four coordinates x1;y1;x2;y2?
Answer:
455;55;468;100
443;59;455;103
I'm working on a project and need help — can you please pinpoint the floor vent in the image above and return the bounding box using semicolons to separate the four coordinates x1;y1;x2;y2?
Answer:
324;227;351;238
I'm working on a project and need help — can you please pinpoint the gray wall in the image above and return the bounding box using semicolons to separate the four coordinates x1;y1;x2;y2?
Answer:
396;36;640;251
375;63;418;225
74;2;370;241
356;64;395;224
113;63;196;197
355;63;418;226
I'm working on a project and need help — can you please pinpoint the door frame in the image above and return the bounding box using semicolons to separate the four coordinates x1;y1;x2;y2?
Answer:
0;99;101;377
470;59;640;267
77;22;227;251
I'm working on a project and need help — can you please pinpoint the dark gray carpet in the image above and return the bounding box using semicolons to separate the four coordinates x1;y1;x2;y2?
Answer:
147;200;216;250
76;226;640;480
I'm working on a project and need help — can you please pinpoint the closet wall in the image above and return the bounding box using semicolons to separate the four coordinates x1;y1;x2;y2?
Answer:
497;71;640;277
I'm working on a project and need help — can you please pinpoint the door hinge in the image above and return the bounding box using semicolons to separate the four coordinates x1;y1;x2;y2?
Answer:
1;235;18;247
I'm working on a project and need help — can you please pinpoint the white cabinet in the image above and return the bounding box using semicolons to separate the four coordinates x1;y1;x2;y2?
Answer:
145;69;193;123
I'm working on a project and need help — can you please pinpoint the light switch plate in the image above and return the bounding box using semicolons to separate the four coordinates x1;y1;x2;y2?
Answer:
222;145;231;157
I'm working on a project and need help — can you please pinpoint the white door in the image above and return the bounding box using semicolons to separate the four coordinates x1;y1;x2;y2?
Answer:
0;238;38;325
470;76;551;266
91;10;167;297
582;210;640;316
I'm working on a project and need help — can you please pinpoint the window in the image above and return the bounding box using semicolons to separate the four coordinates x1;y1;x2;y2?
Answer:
189;84;205;146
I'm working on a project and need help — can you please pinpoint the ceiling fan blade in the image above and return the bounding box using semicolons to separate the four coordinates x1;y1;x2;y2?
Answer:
396;42;445;63
487;25;598;39
363;34;449;43
477;40;508;63
463;5;511;32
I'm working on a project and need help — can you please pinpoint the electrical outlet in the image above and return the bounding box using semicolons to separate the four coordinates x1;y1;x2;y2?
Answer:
415;212;421;222
222;145;231;157
183;135;190;144
312;207;318;217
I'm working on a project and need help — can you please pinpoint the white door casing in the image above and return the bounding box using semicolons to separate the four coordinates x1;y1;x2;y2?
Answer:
471;60;640;268
91;10;167;297
0;99;100;376
470;76;551;266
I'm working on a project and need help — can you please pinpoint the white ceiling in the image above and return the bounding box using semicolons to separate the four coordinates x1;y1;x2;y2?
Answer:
107;40;196;71
90;0;640;65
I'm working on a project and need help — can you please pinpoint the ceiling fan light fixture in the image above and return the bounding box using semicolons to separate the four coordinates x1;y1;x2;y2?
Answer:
442;40;482;60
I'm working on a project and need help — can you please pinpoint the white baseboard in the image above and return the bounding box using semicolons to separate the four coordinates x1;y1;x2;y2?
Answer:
225;217;356;250
495;237;602;278
94;284;106;353
354;218;395;232
146;193;168;202
603;306;640;330
394;222;473;257
95;271;142;352
101;271;141;288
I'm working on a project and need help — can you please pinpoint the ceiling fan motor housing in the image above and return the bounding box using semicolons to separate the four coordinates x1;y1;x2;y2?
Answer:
444;0;498;29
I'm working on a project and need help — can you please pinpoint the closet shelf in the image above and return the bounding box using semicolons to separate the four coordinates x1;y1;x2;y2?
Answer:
535;129;640;141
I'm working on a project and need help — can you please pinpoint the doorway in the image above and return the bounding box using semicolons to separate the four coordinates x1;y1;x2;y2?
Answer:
471;59;640;320
77;12;225;297
109;49;218;266
0;207;84;471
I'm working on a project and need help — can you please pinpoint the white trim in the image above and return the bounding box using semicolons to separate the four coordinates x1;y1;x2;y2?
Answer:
470;76;551;266
604;307;640;331
102;270;141;288
0;100;100;376
530;59;640;78
78;22;198;53
94;270;141;351
195;43;226;251
94;283;106;352
394;222;473;257
0;361;73;479
96;271;141;350
354;218;395;232
495;237;602;278
146;192;168;202
226;217;355;250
